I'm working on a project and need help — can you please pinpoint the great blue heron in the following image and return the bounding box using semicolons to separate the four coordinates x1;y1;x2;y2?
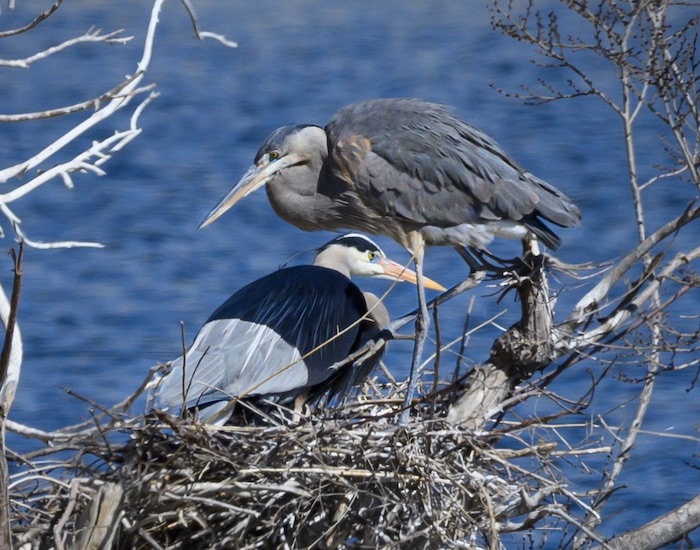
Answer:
155;233;444;425
199;98;581;419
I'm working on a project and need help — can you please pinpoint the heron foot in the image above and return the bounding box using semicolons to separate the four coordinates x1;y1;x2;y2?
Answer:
502;251;549;280
455;246;535;279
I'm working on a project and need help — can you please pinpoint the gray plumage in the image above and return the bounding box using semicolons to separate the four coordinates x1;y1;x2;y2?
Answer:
198;98;580;421
326;99;579;249
201;98;580;253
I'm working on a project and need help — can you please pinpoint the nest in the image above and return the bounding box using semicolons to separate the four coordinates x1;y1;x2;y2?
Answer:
8;373;572;549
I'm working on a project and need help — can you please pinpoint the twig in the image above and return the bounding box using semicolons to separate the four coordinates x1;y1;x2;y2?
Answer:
0;0;63;39
0;29;131;71
567;200;699;329
569;244;700;348
177;0;238;48
52;479;81;550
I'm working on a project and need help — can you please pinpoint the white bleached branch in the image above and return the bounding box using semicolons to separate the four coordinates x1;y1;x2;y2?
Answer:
0;27;131;69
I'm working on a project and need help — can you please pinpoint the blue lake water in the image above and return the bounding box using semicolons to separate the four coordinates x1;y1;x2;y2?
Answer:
1;0;698;544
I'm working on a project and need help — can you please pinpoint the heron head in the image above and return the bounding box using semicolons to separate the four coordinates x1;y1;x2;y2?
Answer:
314;233;445;291
199;125;327;228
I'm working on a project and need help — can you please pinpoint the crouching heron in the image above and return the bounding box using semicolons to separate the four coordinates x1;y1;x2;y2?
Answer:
154;233;444;425
198;98;581;421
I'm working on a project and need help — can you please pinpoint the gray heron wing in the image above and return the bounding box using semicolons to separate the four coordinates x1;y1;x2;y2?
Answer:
155;318;308;412
325;99;580;246
156;266;370;413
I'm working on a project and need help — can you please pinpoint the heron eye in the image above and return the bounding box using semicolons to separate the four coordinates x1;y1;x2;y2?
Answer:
368;252;377;262
268;151;280;161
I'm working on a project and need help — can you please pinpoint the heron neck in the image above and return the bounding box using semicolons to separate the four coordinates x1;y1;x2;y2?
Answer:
312;247;352;278
362;292;390;331
266;183;341;232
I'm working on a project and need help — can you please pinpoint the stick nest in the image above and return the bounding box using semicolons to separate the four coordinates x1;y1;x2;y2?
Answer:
9;378;568;549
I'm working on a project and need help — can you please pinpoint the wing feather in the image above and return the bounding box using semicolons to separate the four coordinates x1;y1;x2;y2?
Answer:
325;99;580;247
155;266;368;415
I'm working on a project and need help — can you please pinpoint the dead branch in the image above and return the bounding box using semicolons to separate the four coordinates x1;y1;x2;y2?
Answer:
598;493;700;550
567;200;700;330
6;391;597;548
0;73;142;121
0;0;63;39
447;254;555;430
0;28;130;70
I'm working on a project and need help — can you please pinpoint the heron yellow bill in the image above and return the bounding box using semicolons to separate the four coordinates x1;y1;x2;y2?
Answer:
378;257;446;291
199;153;305;229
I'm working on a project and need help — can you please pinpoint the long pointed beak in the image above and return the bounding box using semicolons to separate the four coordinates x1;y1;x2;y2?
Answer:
199;154;302;229
378;258;446;291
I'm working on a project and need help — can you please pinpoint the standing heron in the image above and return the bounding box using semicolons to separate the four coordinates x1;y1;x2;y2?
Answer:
198;98;581;419
154;233;444;425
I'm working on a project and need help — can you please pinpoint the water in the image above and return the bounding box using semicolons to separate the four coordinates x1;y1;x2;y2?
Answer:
1;0;698;544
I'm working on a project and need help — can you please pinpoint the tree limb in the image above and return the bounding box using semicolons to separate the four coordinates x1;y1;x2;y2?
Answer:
597;493;700;550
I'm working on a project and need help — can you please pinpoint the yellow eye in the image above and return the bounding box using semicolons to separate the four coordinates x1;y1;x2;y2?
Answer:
368;252;376;261
269;151;280;160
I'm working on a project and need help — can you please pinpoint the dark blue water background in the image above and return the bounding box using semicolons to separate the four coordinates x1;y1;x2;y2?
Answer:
1;1;698;543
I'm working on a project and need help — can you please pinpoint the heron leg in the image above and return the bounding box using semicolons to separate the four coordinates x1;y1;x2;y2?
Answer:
399;234;428;425
292;390;308;424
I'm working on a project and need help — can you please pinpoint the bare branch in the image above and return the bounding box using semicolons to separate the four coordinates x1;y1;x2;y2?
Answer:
0;0;63;39
570;244;700;349
178;0;238;48
566;200;700;328
599;493;700;550
0;28;131;69
0;77;147;123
